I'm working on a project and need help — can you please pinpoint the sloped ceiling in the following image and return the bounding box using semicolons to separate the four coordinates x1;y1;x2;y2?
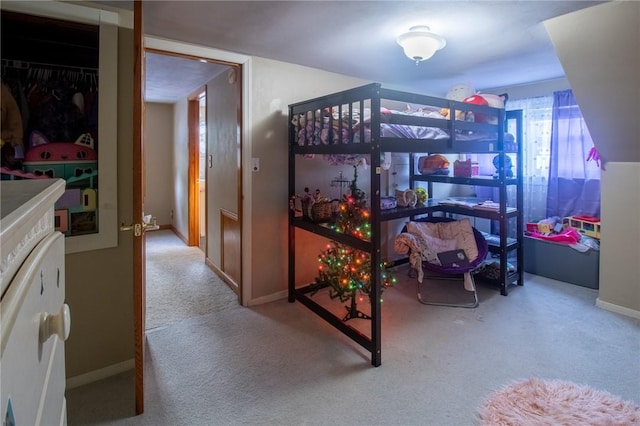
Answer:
545;1;640;163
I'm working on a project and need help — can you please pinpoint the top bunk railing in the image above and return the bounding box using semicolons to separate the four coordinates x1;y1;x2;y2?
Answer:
289;83;507;152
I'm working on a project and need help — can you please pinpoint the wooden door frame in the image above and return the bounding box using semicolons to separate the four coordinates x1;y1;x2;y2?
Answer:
133;0;145;415
187;87;205;247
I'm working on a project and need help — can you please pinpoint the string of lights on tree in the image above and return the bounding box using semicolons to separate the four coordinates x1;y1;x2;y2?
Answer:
312;165;396;321
329;164;371;240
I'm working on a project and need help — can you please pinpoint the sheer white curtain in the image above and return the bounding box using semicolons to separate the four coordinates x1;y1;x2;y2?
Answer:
507;96;553;224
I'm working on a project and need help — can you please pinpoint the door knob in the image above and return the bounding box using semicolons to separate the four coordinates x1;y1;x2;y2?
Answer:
40;303;71;343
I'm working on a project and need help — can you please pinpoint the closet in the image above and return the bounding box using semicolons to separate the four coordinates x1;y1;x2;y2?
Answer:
288;83;523;366
1;10;100;238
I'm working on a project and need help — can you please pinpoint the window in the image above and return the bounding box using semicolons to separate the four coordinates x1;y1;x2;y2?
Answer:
547;90;600;219
507;96;553;224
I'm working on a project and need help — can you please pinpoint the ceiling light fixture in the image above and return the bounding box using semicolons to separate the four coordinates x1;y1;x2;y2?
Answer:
396;25;446;65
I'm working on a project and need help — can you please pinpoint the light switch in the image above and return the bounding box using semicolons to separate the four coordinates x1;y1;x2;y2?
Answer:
252;157;260;172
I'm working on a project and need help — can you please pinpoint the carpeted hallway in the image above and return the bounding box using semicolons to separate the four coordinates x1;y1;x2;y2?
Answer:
67;230;640;426
144;230;238;330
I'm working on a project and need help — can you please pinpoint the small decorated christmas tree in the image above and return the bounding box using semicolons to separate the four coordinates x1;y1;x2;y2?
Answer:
313;165;396;321
314;242;396;321
330;165;371;240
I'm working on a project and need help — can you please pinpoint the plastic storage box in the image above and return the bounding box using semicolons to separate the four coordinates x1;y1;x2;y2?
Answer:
523;236;599;289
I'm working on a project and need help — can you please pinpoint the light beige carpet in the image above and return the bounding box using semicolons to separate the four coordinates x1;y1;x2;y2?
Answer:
145;230;238;330
67;238;640;426
478;377;640;425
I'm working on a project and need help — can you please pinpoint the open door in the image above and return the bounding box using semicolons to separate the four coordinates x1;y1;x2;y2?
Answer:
187;88;207;249
187;90;203;247
133;0;146;415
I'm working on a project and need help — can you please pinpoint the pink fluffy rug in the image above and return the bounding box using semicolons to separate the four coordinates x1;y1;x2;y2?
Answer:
478;378;640;425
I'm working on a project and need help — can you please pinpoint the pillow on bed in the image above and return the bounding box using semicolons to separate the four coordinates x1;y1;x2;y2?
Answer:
406;218;479;261
405;222;457;265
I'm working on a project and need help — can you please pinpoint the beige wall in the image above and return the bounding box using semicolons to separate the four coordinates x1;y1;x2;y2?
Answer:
545;1;640;315
144;102;175;226
172;98;189;239
598;163;640;313
65;26;134;378
484;78;570;101
248;57;368;300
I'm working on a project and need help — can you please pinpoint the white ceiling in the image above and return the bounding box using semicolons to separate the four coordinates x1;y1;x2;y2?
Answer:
145;52;227;103
105;1;607;102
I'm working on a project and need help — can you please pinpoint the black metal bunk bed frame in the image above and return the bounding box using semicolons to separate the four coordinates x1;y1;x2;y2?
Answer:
288;83;523;366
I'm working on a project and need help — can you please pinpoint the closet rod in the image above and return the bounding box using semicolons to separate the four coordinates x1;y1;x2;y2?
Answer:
1;58;98;74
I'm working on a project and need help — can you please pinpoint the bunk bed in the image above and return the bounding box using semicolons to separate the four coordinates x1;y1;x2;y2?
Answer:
288;83;523;366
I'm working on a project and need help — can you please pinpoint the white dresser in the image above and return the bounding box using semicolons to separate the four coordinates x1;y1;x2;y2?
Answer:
1;179;70;426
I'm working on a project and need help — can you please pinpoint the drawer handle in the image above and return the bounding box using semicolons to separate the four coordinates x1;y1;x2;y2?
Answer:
39;304;71;344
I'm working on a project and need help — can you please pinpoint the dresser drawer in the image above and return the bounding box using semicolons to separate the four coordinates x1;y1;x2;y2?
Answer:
1;231;68;426
1;179;65;296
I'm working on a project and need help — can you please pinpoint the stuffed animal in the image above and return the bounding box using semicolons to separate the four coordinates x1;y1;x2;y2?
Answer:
480;93;509;109
413;187;428;205
446;83;475;102
462;94;489;106
440;83;476;120
462;93;509;124
492;154;513;178
440;84;509;122
462;94;489;122
418;154;450;175
23;131;97;180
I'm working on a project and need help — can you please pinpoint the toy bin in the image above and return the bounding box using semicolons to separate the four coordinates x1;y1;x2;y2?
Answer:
523;236;599;289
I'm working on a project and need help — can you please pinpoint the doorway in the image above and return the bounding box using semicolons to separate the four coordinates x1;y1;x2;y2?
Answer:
143;50;242;331
136;37;251;411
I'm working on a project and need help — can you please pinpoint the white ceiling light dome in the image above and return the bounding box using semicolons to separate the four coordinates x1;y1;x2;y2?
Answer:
397;25;446;65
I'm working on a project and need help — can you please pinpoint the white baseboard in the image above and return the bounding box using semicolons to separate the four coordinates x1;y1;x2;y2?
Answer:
596;298;640;319
66;358;134;390
248;290;287;306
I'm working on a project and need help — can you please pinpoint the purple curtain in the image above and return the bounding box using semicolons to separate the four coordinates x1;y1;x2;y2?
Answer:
546;90;601;219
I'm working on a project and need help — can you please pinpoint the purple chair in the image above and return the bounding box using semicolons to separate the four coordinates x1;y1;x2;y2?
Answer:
401;216;488;308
